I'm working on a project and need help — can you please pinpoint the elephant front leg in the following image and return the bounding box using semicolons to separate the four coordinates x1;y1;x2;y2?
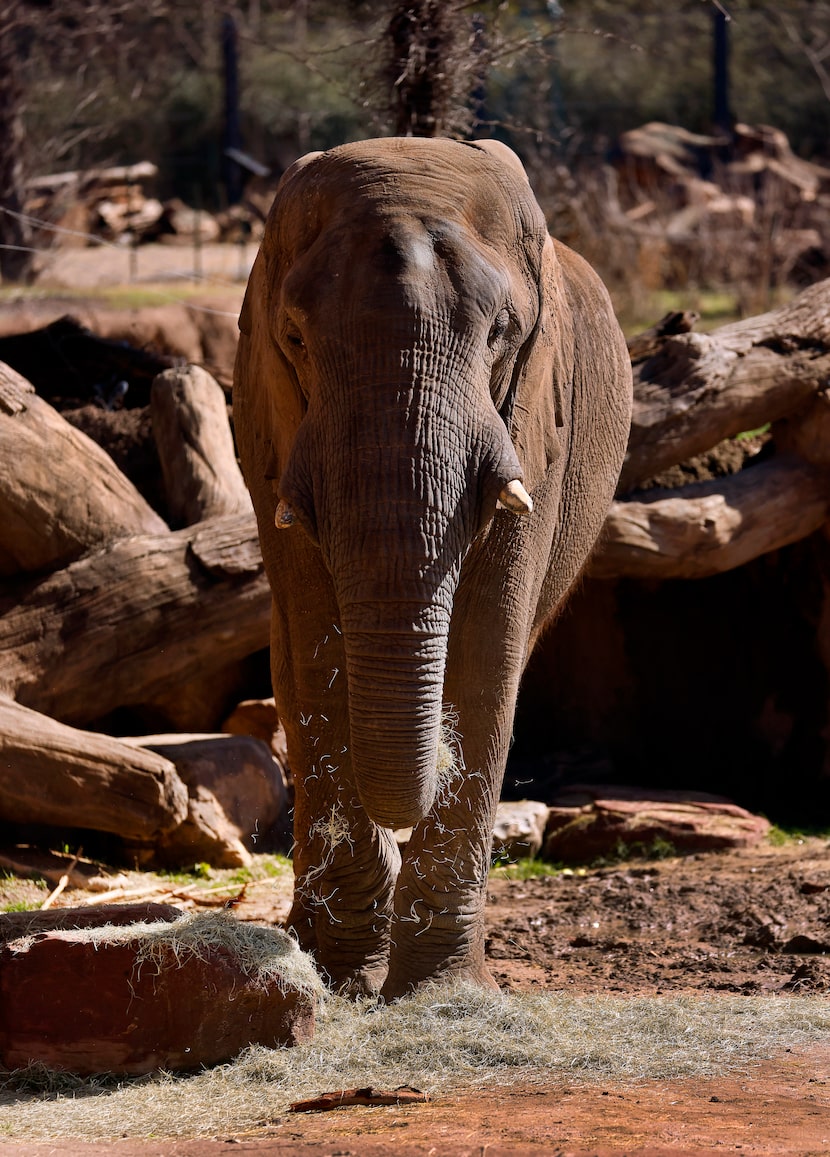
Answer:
382;752;500;999
290;767;401;996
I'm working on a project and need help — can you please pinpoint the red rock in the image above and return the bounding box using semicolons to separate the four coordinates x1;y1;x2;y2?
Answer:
223;696;290;773
0;901;183;946
0;909;317;1075
543;784;770;863
123;732;290;868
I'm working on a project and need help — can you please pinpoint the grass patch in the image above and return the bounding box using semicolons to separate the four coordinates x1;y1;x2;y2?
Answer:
590;836;678;869
617;288;742;337
1;983;828;1140
735;423;771;442
0;282;243;310
489;857;575;881
158;854;293;889
767;824;830;847
0;901;41;914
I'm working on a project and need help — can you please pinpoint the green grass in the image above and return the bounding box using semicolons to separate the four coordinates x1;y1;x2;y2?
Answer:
489;836;680;879
155;854;293;890
0;282;243;309
0;900;41;914
617;288;742;337
735;423;771;442
489;856;575;881
767;824;830;847
590;836;678;868
227;854;293;885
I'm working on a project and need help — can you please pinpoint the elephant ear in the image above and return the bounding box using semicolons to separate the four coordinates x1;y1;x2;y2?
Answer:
236;149;328;486
508;234;575;495
234;249;306;517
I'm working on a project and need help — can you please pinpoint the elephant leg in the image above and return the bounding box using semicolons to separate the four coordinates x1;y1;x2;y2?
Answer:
275;604;400;995
381;684;514;999
291;773;401;995
382;742;501;998
381;549;537;999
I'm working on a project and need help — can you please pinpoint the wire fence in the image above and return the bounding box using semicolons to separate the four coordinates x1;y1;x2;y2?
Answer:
0;204;251;320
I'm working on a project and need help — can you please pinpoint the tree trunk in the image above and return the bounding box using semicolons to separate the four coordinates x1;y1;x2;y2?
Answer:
0;513;270;725
0;361;168;577
0;697;188;838
593;455;830;580
620;280;830;493
151;365;252;527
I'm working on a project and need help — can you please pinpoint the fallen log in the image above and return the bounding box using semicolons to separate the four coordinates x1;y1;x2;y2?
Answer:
593;455;830;580
0;513;270;725
0;361;167;577
151;365;252;527
621;279;830;492
0;317;175;408
0;698;188;838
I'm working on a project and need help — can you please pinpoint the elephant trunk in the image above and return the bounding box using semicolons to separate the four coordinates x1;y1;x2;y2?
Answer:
340;601;455;829
280;344;524;831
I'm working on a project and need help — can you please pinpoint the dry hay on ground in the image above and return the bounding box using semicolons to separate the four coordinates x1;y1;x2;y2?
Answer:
1;982;828;1141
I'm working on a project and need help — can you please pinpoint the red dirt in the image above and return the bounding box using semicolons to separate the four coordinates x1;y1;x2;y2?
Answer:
1;1045;828;1156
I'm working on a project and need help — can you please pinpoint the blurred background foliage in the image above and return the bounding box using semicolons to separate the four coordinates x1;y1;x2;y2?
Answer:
3;0;830;309
8;0;830;195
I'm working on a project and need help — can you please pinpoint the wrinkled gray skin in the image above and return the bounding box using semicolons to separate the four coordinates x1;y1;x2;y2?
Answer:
234;137;632;998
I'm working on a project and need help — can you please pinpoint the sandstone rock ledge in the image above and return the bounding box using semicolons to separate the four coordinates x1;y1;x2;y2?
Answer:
0;906;322;1075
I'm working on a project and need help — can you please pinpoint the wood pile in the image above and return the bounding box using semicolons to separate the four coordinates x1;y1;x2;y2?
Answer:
0;353;287;869
1;280;830;866
24;161;269;250
611;121;830;291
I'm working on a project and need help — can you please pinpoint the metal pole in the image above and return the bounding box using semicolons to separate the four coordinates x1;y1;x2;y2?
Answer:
713;10;732;138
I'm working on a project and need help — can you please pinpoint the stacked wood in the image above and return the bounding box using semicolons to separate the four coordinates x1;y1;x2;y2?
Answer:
0;512;268;725
592;278;830;581
23;160;266;249
611;121;830;293
0;356;275;866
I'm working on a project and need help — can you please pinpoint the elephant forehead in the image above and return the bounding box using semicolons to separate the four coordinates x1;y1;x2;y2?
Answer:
281;213;519;323
275;140;542;261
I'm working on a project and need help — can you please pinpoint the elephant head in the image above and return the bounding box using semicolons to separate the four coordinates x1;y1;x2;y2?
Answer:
236;138;573;831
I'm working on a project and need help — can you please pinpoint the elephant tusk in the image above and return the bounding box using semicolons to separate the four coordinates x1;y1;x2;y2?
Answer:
497;479;533;515
275;499;296;529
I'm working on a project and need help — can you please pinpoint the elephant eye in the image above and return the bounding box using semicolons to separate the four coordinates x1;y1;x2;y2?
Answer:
488;308;511;347
282;320;306;353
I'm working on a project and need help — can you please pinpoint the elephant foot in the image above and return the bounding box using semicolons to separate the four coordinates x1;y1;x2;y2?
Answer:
382;909;496;1000
381;954;499;1001
323;959;389;998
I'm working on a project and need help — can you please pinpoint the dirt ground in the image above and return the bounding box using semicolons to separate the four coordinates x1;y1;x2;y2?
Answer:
6;837;828;1155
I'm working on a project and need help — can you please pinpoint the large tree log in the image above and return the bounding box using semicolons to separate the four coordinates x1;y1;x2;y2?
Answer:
621;279;830;492
0;317;175;407
593;456;830;580
0;362;167;577
0;698;188;838
151;365;252;527
0;513;270;725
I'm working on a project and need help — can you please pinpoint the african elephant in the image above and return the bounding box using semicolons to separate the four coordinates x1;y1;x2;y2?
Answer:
233;137;632;998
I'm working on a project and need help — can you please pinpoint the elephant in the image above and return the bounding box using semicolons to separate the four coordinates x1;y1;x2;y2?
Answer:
233;136;632;999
